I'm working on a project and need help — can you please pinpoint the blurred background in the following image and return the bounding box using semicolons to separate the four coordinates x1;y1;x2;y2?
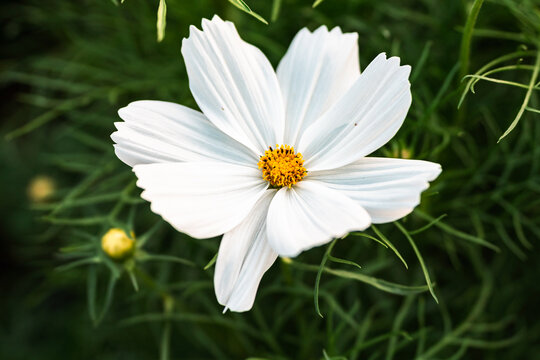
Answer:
1;0;539;359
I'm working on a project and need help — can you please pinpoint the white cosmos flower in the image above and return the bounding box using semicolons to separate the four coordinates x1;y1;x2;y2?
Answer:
111;15;441;312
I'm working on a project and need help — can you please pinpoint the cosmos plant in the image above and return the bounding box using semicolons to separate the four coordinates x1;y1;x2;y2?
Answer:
112;15;441;312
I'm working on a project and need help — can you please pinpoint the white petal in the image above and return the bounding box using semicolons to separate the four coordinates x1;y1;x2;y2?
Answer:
181;15;284;154
133;162;268;239
112;100;256;167
299;53;412;171
266;180;371;257
214;190;277;312
309;157;441;223
277;26;360;145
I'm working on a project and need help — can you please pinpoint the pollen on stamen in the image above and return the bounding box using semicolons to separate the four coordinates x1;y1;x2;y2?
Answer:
258;144;307;188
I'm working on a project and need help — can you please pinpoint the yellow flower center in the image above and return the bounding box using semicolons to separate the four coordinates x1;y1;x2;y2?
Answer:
258;145;307;188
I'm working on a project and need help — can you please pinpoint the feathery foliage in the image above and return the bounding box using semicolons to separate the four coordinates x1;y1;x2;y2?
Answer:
1;0;539;359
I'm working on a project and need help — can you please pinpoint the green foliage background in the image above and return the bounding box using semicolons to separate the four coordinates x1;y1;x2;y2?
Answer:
1;0;539;359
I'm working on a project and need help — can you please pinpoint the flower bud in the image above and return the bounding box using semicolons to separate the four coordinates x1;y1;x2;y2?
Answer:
101;228;135;260
27;176;55;203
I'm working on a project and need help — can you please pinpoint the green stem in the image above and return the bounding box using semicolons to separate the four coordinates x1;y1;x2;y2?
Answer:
459;0;485;80
457;0;484;125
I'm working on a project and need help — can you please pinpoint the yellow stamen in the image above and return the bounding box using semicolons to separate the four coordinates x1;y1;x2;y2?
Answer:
258;144;307;188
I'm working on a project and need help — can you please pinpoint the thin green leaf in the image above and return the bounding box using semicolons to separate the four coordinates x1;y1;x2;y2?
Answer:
464;74;534;90
372;225;408;269
494;222;527;261
512;213;533;249
42;215;109;226
314;239;337;318
34;193;121;211
328;255;362;270
87;266;98;323
323;267;430;296
414;210;500;252
395;222;438;303
409;214;447;235
498;50;540;142
459;0;485;79
350;232;389;248
292;260;431;296
469;64;536;92
446;329;525;349
228;0;268;24
160;297;174;360
5;96;91;140
136;221;162;248
136;252;194;266
411;41;432;83
525;106;540;114
204;253;218;270
386;296;415;360
271;0;282;22
95;271;118;325
59;242;95;253
466;27;530;43
50;160;116;216
56;256;101;272
120;312;257;335
458;50;536;108
128;269;139;292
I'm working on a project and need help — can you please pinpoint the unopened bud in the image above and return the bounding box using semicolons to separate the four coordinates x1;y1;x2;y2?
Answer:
101;228;135;260
27;176;55;203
